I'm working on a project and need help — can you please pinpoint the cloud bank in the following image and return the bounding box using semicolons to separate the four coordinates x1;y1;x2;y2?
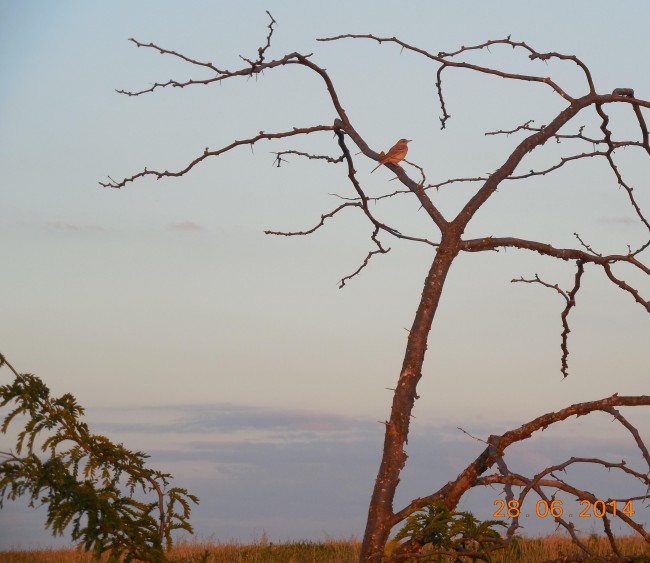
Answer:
1;402;648;550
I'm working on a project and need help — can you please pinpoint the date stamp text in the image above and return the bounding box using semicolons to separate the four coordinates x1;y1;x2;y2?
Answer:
493;499;635;519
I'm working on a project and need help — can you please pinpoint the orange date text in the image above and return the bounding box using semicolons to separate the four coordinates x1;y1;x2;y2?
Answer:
493;499;634;519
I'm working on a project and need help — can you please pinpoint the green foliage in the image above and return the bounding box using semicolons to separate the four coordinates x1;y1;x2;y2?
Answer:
394;499;505;561
0;352;198;562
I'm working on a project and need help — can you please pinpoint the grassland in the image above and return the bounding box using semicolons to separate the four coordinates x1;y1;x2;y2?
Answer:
1;535;649;562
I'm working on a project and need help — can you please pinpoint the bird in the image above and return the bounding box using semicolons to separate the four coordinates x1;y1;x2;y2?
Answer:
371;139;411;173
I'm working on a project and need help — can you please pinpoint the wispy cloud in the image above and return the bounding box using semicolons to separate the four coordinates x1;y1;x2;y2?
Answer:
92;403;375;448
46;221;106;232
598;216;637;226
167;220;205;232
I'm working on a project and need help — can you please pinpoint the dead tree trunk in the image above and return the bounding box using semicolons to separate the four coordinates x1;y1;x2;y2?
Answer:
360;238;459;560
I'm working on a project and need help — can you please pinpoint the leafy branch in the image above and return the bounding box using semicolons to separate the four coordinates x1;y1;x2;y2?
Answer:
0;352;198;562
390;500;505;561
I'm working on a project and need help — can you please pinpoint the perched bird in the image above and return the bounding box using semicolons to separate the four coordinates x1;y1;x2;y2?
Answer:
371;139;411;173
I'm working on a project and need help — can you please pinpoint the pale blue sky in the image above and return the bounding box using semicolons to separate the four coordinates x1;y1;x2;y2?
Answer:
1;0;649;549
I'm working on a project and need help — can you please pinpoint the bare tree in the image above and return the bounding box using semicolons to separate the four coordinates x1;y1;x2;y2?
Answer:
102;14;650;562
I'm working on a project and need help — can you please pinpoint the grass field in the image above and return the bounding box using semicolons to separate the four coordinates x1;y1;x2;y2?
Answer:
1;535;649;562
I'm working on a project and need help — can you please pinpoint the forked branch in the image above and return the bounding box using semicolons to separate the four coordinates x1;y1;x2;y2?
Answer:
512;260;585;378
391;394;650;561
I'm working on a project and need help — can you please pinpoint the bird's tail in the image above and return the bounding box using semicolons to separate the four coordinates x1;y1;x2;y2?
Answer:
371;151;386;173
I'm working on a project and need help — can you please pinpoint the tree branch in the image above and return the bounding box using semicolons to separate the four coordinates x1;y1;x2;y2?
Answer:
512;260;585;378
99;126;335;188
394;394;650;524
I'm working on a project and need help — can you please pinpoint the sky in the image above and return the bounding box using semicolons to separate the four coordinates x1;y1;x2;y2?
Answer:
1;0;649;550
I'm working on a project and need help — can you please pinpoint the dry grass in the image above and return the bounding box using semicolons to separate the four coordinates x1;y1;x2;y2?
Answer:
0;535;649;562
0;538;360;563
477;534;650;562
170;537;361;562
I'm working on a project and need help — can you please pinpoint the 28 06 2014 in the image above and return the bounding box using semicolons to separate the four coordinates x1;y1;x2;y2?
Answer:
493;499;634;519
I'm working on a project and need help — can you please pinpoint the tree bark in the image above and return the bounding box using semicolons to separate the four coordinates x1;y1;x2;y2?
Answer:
360;236;460;562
